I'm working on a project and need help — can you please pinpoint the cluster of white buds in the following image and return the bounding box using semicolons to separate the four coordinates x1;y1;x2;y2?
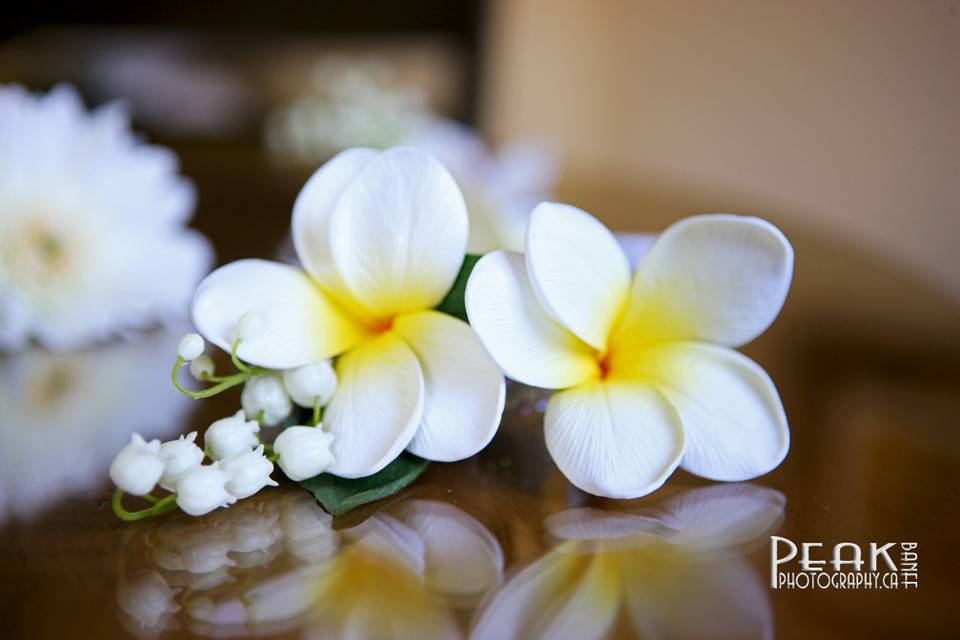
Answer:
240;360;338;426
109;414;282;518
110;327;344;521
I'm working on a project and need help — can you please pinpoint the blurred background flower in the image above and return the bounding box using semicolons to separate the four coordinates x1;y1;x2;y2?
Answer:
0;328;193;522
0;85;212;351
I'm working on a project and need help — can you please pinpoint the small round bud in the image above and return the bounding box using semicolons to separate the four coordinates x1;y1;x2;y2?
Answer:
175;464;236;516
189;355;215;381
110;434;164;496
177;333;205;361
274;426;335;481
282;360;338;408
205;410;260;460
233;312;265;343
158;432;204;491
241;374;292;427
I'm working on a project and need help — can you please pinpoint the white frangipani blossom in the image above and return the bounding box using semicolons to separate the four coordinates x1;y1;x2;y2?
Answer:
159;431;204;491
466;204;793;499
241;373;292;426
109;433;165;496
175;463;236;516
0;84;213;351
282;360;337;408
192;147;505;478
404;120;557;254
472;484;783;640
205;410;260;460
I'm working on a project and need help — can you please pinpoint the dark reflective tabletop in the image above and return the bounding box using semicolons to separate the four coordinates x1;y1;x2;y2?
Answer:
1;144;957;639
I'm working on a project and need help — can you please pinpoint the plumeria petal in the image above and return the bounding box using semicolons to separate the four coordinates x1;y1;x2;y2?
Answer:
292;147;378;305
622;552;773;640
192;259;366;368
533;553;621;640
544;380;685;499
393;500;504;606
621;342;789;482
327;147;468;318
615;214;793;350
392;311;506;462
525;203;631;351
324;331;424;478
465;251;598;389
545;508;672;544
661;483;786;552
471;547;619;640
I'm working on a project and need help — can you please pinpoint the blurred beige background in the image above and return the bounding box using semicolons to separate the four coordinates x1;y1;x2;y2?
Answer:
482;0;959;300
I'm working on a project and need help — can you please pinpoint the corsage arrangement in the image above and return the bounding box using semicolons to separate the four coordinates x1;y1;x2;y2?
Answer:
110;146;793;520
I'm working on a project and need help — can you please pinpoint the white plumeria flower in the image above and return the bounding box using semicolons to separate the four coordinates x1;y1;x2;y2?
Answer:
175;463;237;516
273;426;335;481
472;484;784;640
192;147;506;478
177;332;204;361
282;360;337;408
241;373;292;426
205;410;260;460
159;431;204;491
220;445;279;499
188;354;215;380
466;204;793;499
404;120;557;253
0;84;212;352
109;433;165;496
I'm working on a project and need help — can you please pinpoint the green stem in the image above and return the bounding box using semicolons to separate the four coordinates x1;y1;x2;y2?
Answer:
312;396;322;426
201;371;236;383
231;339;252;374
112;489;179;522
267;453;279;462
171;357;260;400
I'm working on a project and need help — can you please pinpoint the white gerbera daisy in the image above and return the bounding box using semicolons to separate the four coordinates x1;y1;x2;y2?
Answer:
0;84;213;351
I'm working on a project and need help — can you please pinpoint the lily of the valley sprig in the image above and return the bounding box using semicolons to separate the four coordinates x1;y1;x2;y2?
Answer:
466;203;793;499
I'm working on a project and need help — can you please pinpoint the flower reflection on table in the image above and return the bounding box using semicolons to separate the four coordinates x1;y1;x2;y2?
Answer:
116;490;504;639
0;329;193;521
116;482;782;639
472;484;784;640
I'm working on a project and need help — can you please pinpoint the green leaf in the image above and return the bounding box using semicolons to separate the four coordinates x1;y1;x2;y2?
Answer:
434;254;482;322
299;453;430;516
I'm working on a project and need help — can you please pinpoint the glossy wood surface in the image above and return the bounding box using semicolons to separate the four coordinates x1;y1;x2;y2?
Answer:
1;144;957;639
